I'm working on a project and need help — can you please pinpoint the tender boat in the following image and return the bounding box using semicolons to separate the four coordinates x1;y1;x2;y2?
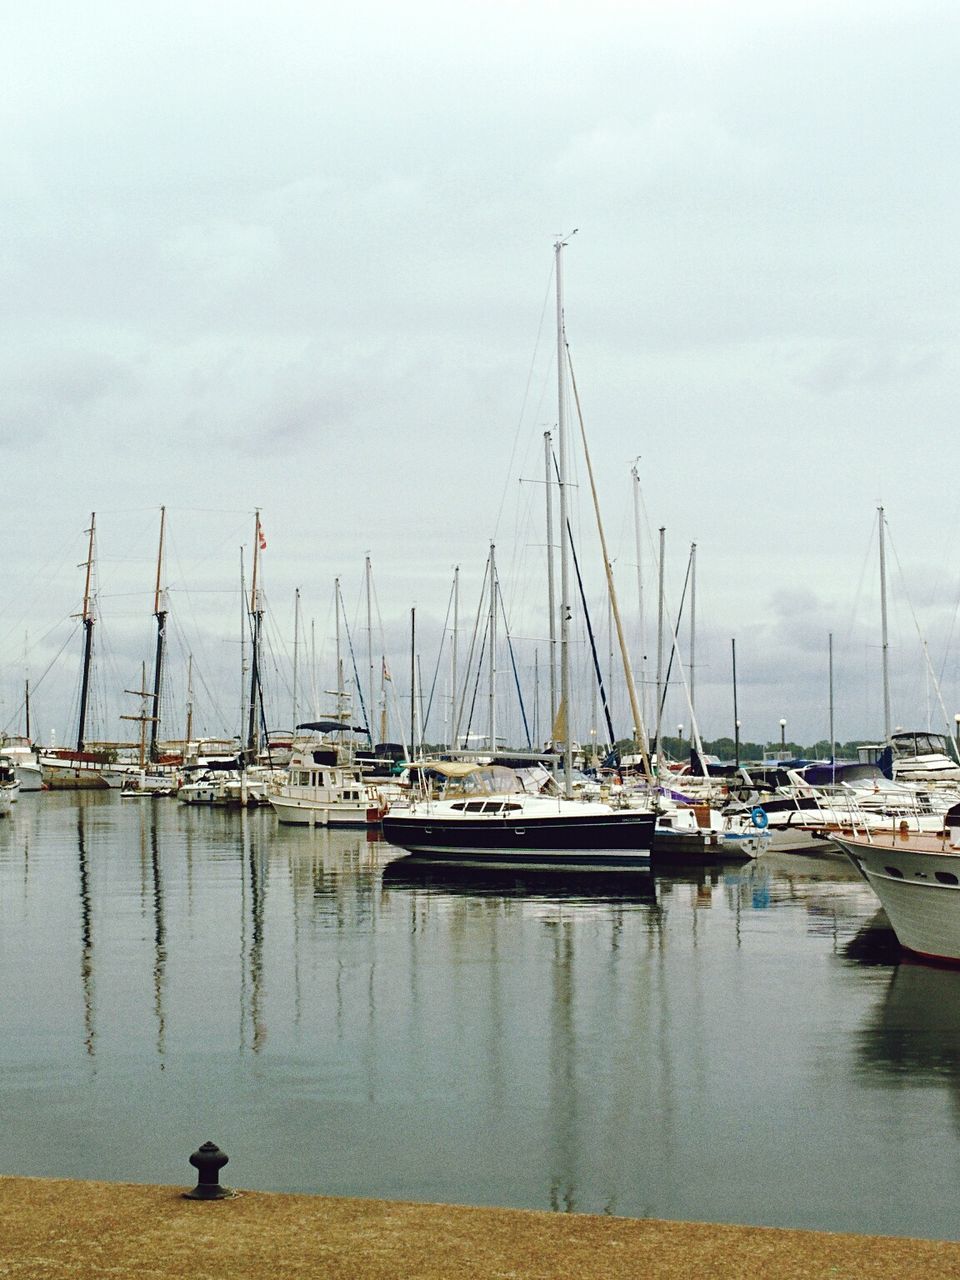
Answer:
831;803;960;963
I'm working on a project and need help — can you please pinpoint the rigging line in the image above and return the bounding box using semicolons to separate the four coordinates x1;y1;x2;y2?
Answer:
496;578;532;749
0;622;81;736
887;523;954;735
421;574;456;743
452;558;490;745
460;626;488;749
657;552;693;726
340;606;371;743
491;261;555;542
549;439;615;745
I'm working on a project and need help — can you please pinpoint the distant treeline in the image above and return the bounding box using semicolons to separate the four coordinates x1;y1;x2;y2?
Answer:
644;736;873;762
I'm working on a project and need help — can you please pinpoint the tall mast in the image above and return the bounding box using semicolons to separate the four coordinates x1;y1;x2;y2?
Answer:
76;513;96;752
292;587;301;729
239;547;248;743
149;506;166;762
488;543;497;753
410;607;417;759
365;555;374;745
689;541;697;727
555;236;573;796
451;566;459;751
335;578;344;721
544;430;558;730
878;505;892;740
185;654;194;745
732;637;740;768
828;631;835;769
246;510;263;759
655;527;665;771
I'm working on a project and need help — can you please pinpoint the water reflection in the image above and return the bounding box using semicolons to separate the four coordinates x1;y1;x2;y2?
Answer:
858;961;960;1093
2;795;959;1237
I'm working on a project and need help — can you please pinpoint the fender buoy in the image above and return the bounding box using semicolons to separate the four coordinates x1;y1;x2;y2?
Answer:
750;806;769;830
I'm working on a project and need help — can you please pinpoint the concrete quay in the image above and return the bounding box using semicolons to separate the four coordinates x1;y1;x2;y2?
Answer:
1;1175;958;1279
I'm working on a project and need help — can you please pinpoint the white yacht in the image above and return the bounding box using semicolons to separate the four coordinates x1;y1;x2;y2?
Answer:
268;743;388;827
0;737;42;792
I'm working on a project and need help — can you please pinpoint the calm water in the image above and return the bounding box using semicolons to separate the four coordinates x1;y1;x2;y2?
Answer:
1;791;957;1238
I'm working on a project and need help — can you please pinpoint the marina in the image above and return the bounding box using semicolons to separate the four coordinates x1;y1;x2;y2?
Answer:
1;789;958;1241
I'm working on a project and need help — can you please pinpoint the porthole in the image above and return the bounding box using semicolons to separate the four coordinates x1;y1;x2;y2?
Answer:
884;866;904;879
935;871;959;886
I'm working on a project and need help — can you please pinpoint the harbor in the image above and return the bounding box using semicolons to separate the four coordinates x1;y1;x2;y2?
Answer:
1;791;958;1241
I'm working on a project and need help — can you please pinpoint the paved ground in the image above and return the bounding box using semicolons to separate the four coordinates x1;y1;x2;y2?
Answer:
1;1176;958;1279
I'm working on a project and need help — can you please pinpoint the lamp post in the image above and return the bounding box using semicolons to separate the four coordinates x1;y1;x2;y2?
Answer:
735;719;741;769
779;718;786;753
677;724;684;759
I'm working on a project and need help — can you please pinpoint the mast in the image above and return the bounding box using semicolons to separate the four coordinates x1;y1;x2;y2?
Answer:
655;527;665;772
451;566;459;751
544;430;558;729
732;637;740;768
24;679;30;742
149;506;166;762
365;555;374;745
689;542;697;727
76;513;96;753
555;236;573;796
335;578;344;722
828;631;835;770
185;654;194;745
410;606;417;760
489;543;497;753
631;461;647;731
878;505;892;740
246;510;263;759
292;587;300;730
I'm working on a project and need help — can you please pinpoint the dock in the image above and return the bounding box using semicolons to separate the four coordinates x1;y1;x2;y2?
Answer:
2;1175;958;1278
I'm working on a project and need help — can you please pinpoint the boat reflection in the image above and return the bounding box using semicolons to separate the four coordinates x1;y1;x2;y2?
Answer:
857;959;960;1097
381;855;657;904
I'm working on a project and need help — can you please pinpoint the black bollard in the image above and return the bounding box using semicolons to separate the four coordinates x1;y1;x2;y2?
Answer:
183;1141;235;1200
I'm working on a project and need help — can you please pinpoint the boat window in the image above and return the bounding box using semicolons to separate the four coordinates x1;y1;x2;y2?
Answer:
464;801;487;813
935;871;959;886
884;866;904;879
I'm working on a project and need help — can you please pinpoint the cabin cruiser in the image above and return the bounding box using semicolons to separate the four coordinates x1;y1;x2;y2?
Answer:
0;737;42;792
268;740;388;826
832;802;960;963
857;731;960;785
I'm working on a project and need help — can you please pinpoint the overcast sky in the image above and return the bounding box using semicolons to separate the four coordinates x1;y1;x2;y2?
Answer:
3;0;959;752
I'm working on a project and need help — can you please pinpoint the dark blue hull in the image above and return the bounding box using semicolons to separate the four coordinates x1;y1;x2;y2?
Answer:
380;809;654;871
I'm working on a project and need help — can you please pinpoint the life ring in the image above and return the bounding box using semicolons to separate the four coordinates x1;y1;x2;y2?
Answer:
750;806;769;830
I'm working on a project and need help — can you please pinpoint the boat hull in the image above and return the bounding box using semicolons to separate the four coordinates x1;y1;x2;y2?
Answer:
833;835;960;962
381;809;654;871
270;795;385;827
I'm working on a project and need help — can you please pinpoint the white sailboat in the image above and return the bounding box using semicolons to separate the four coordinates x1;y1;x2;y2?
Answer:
382;237;654;872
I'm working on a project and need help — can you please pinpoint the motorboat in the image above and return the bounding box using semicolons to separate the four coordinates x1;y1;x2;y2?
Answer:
268;742;388;827
831;803;960;962
0;737;42;792
381;763;654;872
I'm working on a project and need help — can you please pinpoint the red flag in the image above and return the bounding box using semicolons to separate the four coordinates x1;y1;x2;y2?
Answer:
258;526;267;551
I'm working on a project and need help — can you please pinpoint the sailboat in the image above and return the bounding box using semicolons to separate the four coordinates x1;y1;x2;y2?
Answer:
39;514;111;789
381;238;654;872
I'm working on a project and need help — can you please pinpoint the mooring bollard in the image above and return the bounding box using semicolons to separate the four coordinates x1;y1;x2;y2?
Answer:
183;1141;235;1200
